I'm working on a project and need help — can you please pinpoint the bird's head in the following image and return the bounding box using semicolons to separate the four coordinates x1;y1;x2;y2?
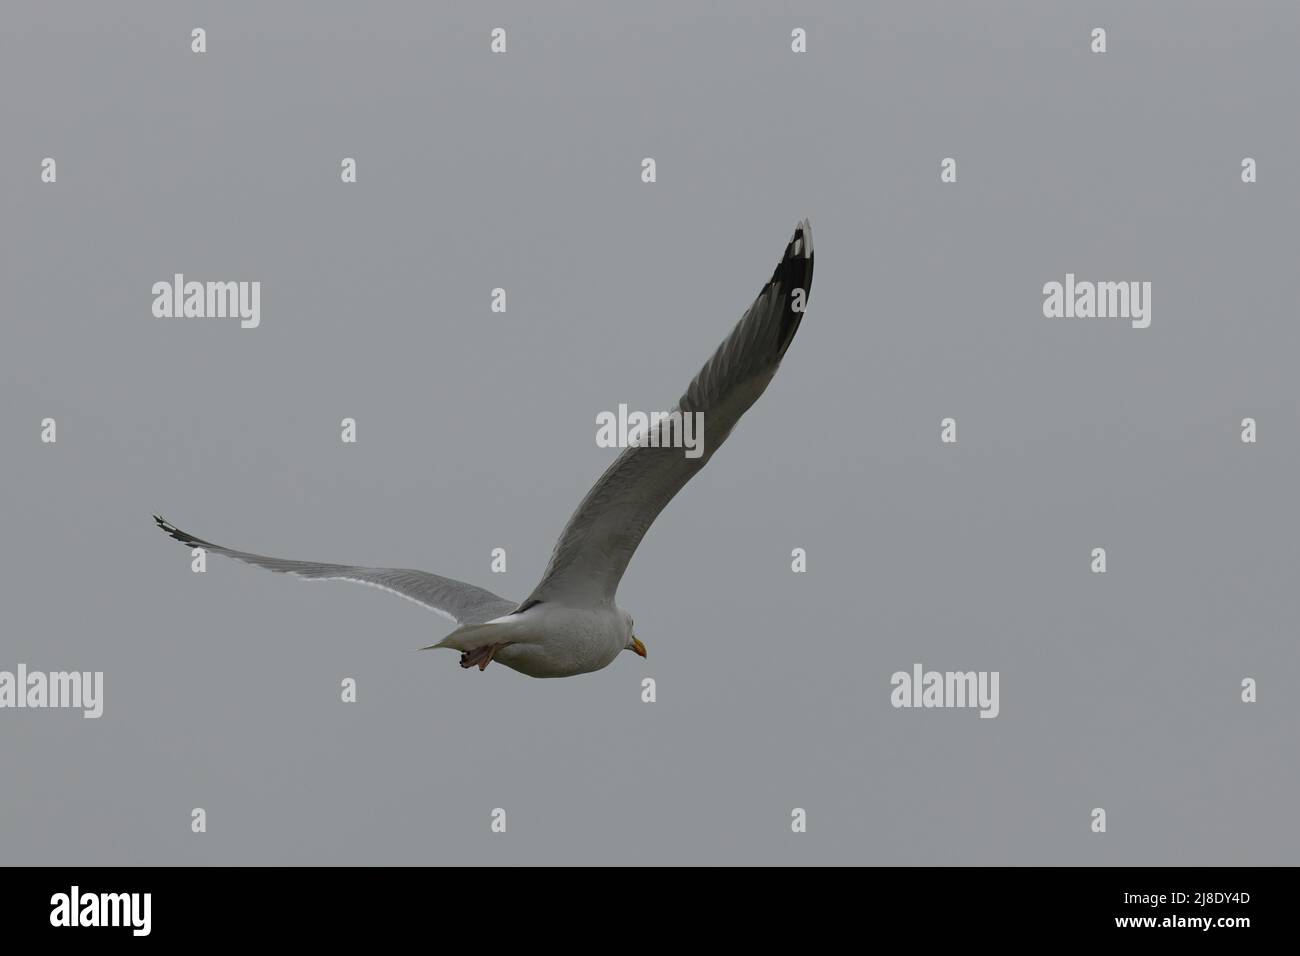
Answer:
621;610;647;658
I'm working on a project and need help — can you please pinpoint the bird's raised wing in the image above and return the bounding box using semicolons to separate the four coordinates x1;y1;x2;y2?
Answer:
521;219;814;609
153;516;517;625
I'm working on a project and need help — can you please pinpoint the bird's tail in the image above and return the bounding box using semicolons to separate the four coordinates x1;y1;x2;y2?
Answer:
420;616;517;652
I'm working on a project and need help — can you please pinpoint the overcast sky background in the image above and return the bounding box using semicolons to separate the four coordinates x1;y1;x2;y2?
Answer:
1;1;1297;864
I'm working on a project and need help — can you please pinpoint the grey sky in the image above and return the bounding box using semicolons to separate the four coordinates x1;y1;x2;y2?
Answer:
1;1;1296;864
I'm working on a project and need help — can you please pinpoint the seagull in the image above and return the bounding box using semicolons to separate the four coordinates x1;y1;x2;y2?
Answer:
155;220;814;677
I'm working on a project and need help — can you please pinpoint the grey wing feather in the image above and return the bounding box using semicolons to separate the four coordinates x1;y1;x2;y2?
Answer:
153;516;517;625
522;219;814;608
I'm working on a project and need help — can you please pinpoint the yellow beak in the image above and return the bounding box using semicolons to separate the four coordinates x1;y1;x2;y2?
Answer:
631;636;647;658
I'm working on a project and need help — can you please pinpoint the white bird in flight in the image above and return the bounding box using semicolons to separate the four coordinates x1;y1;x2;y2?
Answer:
156;220;814;677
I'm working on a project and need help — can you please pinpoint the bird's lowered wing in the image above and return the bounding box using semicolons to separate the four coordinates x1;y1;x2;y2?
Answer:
521;219;814;608
153;516;517;626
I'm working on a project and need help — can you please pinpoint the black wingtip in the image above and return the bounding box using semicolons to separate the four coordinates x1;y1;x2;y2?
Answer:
790;218;813;260
773;219;814;360
154;514;199;547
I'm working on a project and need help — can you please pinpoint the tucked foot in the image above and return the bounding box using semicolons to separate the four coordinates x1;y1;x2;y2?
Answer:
460;644;505;671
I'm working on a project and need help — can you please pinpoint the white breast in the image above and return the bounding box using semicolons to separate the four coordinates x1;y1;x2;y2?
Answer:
494;604;626;678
